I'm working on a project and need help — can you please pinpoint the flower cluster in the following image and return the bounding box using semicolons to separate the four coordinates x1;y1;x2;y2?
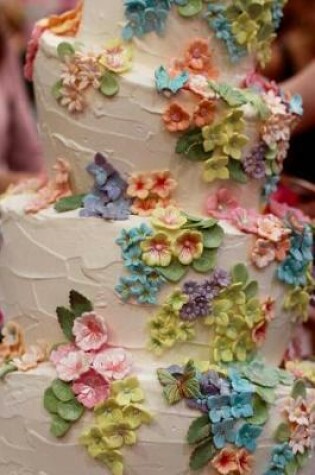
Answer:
53;39;133;113
80;153;131;220
116;208;224;304
122;0;173;40
127;170;177;216
157;359;290;474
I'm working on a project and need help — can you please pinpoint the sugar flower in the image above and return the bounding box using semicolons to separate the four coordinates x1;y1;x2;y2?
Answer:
163;102;191;132
251;238;276;269
150;170;177;198
172;231;203;265
0;322;25;360
151;206;187;230
212;447;238;474
237;448;253;474
50;342;77;366
131;197;159;216
206;188;239;219
127;173;153;199
55;350;90;382
184;39;216;76
283;396;314;426
93;347;133;381
257;215;290;243
263;90;287;116
262;297;276;322
186;74;216;98
252;320;268;346
60;84;86;113
99;39;133;74
289;425;313;455
72;312;109;352
72;369;110;409
12;343;47;372
229;207;259;234
141;233;173;267
203;155;230;182
235;423;262;453
193;99;216;127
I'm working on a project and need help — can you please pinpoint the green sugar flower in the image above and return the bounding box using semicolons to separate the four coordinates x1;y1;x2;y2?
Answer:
223;132;249;160
213;336;234;363
101;422;137;449
232;12;258;45
203;155;230;182
122;404;153;429
202;124;227;152
111;377;145;406
284;287;311;322
224;109;245;132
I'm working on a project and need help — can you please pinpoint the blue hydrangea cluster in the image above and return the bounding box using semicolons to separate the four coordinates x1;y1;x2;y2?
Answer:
179;269;231;322
271;1;285;30
262;175;280;201
243;143;267;179
278;224;313;286
205;4;247;63
263;443;295;475
122;0;173;41
80;153;131;220
115;224;166;304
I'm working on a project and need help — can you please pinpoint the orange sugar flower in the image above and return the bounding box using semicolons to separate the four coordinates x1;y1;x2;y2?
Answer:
163;102;191;132
131;197;159;216
185;39;212;72
237;449;253;474
127;173;154;200
212;448;238;475
275;237;291;262
43;1;83;36
193;99;216;127
150;170;177;199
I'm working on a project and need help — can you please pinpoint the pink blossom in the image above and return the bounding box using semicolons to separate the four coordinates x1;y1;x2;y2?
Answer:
229;207;259;234
251;238;276;268
72;369;110;409
24;25;46;81
55;350;90;382
252;320;268;346
50;342;77;366
257;214;290;243
206;188;239;219
93;347;133;381
73;312;108;352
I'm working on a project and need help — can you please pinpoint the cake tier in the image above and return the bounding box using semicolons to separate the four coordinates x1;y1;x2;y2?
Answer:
0;195;293;368
0;364;314;475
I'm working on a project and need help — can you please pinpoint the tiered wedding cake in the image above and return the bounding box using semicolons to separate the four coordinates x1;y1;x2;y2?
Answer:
0;1;314;475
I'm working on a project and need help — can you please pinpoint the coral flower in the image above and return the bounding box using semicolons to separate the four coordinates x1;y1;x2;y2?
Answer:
73;312;108;352
141;233;173;267
93;347;133;381
172;231;203;265
193;99;216;127
127;173;154;199
252;320;268;347
72;369;110;409
237;448;253;474
206;188;239;219
12;343;47;372
262;297;275;322
185;39;212;73
257;215;290;243
212;448;238;475
275;237;291;262
251;238;276;268
163;102;191;132
131;197;159;216
150;170;177;199
151;206;187;230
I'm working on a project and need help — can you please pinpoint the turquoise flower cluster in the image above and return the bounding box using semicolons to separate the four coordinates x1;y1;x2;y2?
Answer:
278;224;313;286
122;0;173;40
264;443;295;475
116;224;165;304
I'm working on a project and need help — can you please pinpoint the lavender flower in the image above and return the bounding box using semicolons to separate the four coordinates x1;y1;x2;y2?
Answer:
212;269;231;288
243;143;266;179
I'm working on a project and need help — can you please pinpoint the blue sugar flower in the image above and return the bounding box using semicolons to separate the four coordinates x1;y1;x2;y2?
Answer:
277;256;308;286
212;419;235;449
116;229;135;252
207;395;232;423
235;423;263;453
200;371;230;396
123;245;143;268
101;198;130;220
271;2;284;29
116;277;134;301
231;392;253;419
229;369;254;394
263;469;283;475
263;175;280;200
271;443;294;469
122;0;171;40
289;228;313;263
289;94;303;116
144;267;166;288
130;223;153;243
130;281;158;304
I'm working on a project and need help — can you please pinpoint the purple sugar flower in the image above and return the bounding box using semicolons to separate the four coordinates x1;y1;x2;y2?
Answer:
212;269;231;288
183;281;200;296
243;143;266;179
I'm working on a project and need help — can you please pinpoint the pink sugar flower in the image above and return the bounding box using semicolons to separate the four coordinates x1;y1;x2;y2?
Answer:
93;347;133;381
257;214;290;243
55;350;90;382
72;369;110;409
73;312;109;352
141;233;173;267
252;320;268;347
206;188;239;219
212;448;238;474
127;173;154;200
251;238;276;268
150;170;177;199
262;297;276;322
269;198;310;224
50;342;77;366
237;449;253;474
229;207;259;234
289;425;313;455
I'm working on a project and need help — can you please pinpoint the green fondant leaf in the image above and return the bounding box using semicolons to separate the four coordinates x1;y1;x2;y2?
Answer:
100;71;120;97
209;81;246;107
51;379;75;402
54;194;85;213
50;414;71;438
56;306;76;341
285;459;298;475
189;438;216;471
255;385;276;404
52;80;63;100
69;290;93;317
57;42;75;60
178;0;203;17
199;218;217;229
228;159;248;184
296;450;310;468
242;361;279;388
192;249;216;273
202;225;224;249
232;263;249;285
244;280;259;299
187;415;211;444
156;261;188;283
0;362;17;379
157;368;177;387
175;129;208;161
274;422;291;443
57;399;85;422
246;394;269;425
44;387;59;414
291;379;307;400
277;368;295;386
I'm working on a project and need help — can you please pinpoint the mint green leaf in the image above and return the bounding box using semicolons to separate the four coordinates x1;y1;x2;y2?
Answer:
51;379;75;402
57;42;75;60
178;0;203;17
228;159;248;184
54;194;85;213
209;82;246;107
69;290;93;317
291;379;307;400
175;129;208;161
52;80;63;100
202;225;224;249
285;459;298;475
296;451;310;468
187;415;211;444
246;394;269;425
56;306;76;340
100;71;120;97
255;385;276;404
192;249;217;273
156;261;188;283
244;281;259;299
232;263;249;285
274;422;291;443
189;438;216;470
199;218;217;229
242;361;279;387
50;414;71;438
44;387;59;414
0;362;17;379
57;399;84;422
277;368;294;386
